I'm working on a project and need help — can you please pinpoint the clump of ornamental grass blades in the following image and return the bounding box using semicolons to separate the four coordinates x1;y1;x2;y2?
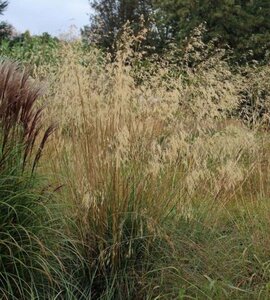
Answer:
0;60;83;299
44;27;270;299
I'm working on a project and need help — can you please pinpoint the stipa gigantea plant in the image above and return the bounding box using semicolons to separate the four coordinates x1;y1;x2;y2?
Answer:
47;43;183;299
61;151;181;299
45;33;270;298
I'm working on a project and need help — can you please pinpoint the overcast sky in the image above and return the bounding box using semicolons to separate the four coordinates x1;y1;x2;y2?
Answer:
3;0;91;36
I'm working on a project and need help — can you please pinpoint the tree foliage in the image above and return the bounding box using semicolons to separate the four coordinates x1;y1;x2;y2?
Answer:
0;0;8;15
0;1;13;40
154;0;270;63
83;0;156;52
87;0;270;63
0;31;60;68
0;21;13;40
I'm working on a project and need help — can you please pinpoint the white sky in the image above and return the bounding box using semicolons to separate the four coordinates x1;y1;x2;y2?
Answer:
3;0;91;36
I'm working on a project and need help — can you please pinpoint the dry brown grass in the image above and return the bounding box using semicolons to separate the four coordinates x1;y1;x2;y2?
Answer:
32;32;270;298
44;40;266;201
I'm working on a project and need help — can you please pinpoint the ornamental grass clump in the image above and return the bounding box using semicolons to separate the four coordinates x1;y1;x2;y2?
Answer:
45;36;270;298
0;60;54;172
0;60;69;299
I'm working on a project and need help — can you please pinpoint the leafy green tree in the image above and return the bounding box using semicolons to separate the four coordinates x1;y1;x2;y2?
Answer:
154;0;270;63
0;0;8;15
0;31;60;67
0;21;13;40
0;1;13;40
83;0;156;52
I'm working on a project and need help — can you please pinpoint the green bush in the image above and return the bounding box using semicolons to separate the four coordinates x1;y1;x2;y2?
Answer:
0;33;60;69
